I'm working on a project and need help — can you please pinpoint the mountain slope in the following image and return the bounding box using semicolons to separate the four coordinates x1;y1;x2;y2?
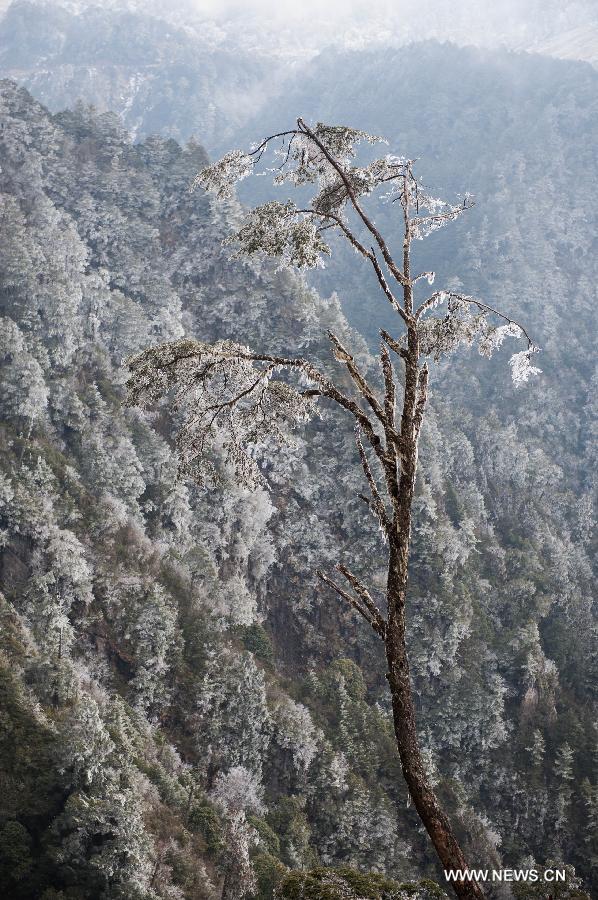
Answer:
0;31;596;900
0;0;286;145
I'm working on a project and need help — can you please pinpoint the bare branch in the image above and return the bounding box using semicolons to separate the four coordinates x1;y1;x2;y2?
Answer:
380;329;408;361
248;130;300;160
275;132;299;170
327;331;387;422
316;570;385;640
369;248;411;326
355;427;391;534
327;331;407;464
336;563;387;637
298;208;411;327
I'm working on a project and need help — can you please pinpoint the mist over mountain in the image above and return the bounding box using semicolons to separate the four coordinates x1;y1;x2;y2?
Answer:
0;2;596;899
1;0;598;152
3;0;598;60
0;0;291;145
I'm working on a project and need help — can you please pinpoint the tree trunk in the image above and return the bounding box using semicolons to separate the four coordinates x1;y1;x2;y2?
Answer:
385;572;485;900
384;330;485;899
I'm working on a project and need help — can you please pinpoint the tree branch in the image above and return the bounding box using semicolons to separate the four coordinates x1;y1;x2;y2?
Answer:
336;563;387;637
369;248;411;325
297;207;410;326
327;331;406;461
298;208;373;261
328;331;387;421
316;570;385;640
202;365;276;424
202;345;388;464
415;291;534;346
248;130;300;162
380;329;408;361
297;118;409;291
355;427;391;534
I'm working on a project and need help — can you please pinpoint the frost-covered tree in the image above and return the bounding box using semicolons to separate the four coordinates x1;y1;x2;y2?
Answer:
127;119;540;898
211;766;264;900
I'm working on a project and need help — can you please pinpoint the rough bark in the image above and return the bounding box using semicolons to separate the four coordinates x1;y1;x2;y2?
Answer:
386;555;485;900
382;329;486;899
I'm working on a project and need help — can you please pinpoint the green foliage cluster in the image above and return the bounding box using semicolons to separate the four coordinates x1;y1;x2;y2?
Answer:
275;866;447;900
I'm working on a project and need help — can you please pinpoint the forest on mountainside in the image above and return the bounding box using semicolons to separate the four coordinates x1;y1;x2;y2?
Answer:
0;2;596;899
0;0;284;146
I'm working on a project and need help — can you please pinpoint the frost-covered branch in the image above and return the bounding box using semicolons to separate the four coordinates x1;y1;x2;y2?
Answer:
127;339;319;487
380;329;409;362
407;193;475;241
369;248;410;323
296;118;409;291
328;331;391;436
298;208;372;259
193;119;418;307
411;291;541;385
126;337;396;488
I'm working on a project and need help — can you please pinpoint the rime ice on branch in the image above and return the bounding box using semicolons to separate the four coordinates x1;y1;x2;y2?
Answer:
127;117;540;900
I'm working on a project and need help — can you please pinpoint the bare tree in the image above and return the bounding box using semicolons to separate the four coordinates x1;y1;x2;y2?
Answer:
127;119;540;899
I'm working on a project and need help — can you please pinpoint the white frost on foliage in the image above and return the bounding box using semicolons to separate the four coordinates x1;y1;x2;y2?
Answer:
271;696;320;771
0;316;49;427
478;321;522;357
58;695;115;789
212;573;258;628
193;149;253;199
195;648;271;778
327;751;350;791
226;199;331;269
127;338;318;489
509;347;542;387
211;765;265;815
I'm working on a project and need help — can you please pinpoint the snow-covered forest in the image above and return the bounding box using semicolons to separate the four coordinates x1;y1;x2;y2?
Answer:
0;2;596;899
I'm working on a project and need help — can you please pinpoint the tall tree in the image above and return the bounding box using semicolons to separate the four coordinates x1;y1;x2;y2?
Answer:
127;118;540;899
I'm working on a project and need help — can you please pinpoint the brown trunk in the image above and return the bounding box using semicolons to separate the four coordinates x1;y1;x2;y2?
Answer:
385;553;485;900
384;325;485;900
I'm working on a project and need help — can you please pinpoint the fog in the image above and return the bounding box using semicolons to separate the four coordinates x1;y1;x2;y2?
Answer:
6;0;595;58
171;0;597;54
